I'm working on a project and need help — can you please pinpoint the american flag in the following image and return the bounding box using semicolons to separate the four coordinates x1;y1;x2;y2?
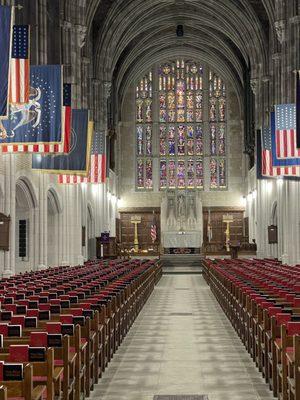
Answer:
58;131;106;184
9;25;30;105
275;103;299;158
150;212;157;243
261;124;300;177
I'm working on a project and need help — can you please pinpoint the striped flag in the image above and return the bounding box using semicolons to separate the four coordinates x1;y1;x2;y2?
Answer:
32;110;92;174
9;25;30;105
275;104;299;158
61;83;71;153
257;120;300;179
150;212;157;243
58;130;106;184
0;5;13;117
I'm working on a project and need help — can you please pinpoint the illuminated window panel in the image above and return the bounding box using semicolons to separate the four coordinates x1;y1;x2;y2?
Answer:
219;98;226;122
145;126;152;155
160;93;166;109
195;126;203;156
160;160;167;188
209;98;217;122
187;159;195;188
135;71;153;190
219;158;227;188
195;159;204;188
136;125;143;156
209;70;226;123
168;160;176;188
218;124;226;155
160;109;167;123
137;159;144;189
168;91;176;109
159;126;167;156
210;158;218;189
145;100;152;123
177;160;185;188
177;125;185;156
145;159;153;189
168;126;176;155
210;124;217;156
187;126;194;156
136;100;143;123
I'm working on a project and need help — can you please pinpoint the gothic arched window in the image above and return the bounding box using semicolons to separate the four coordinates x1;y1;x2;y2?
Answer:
135;60;227;191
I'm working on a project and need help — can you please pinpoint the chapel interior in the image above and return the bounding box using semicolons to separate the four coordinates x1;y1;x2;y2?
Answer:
0;0;299;399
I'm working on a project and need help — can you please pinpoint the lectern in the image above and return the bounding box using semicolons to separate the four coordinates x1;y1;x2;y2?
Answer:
96;236;117;259
229;241;240;259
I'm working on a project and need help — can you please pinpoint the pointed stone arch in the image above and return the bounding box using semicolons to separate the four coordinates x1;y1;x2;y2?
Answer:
15;177;38;273
47;187;63;267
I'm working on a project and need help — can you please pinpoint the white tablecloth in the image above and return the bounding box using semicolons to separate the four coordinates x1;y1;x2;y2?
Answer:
162;231;201;248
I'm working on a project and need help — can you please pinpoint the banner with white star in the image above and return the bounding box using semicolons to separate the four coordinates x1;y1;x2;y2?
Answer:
0;65;65;153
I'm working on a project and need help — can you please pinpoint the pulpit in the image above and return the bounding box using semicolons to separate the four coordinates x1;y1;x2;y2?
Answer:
229;241;240;259
96;236;117;259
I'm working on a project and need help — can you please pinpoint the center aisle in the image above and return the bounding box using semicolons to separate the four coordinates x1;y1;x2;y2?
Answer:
91;275;275;400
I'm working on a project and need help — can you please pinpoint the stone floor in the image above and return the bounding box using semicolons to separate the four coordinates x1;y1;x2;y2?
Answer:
91;275;276;400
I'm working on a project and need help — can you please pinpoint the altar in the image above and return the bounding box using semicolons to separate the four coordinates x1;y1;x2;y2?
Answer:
162;231;202;248
161;190;203;252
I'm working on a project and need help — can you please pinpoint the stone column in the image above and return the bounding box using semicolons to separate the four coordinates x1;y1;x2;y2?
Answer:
38;0;47;64
37;173;47;270
60;185;70;266
272;53;282;104
280;180;289;264
61;20;72;82
3;155;16;277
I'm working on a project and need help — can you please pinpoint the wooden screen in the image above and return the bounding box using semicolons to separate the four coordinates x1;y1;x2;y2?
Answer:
203;208;245;253
119;208;160;253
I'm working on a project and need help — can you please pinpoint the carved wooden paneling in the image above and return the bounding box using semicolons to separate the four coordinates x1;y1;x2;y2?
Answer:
119;210;160;248
203;209;245;246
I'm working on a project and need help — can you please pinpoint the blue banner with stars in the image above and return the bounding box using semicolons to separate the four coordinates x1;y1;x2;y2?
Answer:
0;65;63;146
0;5;12;117
31;110;92;175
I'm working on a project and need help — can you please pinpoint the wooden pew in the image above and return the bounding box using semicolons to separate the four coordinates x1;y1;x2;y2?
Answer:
0;363;46;400
287;334;300;400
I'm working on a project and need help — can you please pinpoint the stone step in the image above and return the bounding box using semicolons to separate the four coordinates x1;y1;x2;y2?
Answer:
160;254;203;274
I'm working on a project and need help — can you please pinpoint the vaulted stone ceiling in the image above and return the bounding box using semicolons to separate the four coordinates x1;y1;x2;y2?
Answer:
88;0;275;100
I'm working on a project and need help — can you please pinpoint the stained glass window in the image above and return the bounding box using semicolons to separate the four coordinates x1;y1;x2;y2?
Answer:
158;60;204;190
209;70;227;189
135;72;153;189
136;62;227;190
